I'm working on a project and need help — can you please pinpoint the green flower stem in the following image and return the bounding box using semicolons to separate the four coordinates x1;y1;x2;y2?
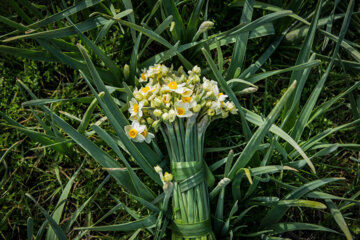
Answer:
169;117;213;240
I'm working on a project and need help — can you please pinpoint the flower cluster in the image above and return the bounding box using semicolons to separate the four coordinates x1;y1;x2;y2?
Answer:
124;64;237;143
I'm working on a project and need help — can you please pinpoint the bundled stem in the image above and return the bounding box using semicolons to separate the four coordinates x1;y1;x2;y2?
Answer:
162;116;214;240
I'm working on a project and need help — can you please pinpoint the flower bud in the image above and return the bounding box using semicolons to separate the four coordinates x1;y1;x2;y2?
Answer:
168;109;176;122
226;102;237;114
222;111;229;118
192;65;201;74
153;109;162;117
163;172;173;182
123;64;130;79
134;92;143;101
154;165;162;173
198;21;214;34
205;91;213;98
152;120;160;129
170;21;175;32
142;99;149;106
193;104;202;113
147;117;154;125
207;108;215;116
162;112;169;121
153;97;162;107
141;119;146;124
206;101;212;108
239;87;258;94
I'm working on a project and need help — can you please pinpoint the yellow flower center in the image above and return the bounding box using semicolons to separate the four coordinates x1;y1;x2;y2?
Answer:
141;73;146;80
133;103;139;113
182;96;191;103
183;90;191;96
162;95;169;103
168;81;177;90
219;92;223;97
141;129;147;137
128;129;138;138
177;107;185;116
142;86;150;93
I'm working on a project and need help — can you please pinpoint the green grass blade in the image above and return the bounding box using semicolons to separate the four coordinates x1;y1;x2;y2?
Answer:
77;44;162;184
338;55;360;142
282;0;322;129
269;222;340;235
186;0;205;39
46;164;83;240
65;16;122;81
308;81;360;124
139;15;173;58
91;125;155;201
25;194;68;240
8;0;33;24
64;175;110;232
239;27;287;78
121;0;136;42
226;0;254;79
325;199;353;240
0;15;28;31
3;16;109;42
291;119;360;159
214;188;225;234
322;0;340;50
260;178;343;227
27;217;33;240
75;215;156;231
1;0;102;38
290;0;355;143
228;81;307;179
0;45;55;62
244;60;321;84
162;0;185;42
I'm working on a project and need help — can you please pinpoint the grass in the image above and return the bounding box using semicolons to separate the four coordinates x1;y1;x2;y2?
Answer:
0;0;360;239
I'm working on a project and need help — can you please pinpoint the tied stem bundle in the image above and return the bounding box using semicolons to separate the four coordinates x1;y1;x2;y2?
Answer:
124;64;237;239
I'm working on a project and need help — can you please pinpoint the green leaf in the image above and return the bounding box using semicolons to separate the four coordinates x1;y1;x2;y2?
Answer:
244;60;321;84
226;0;254;79
162;0;185;42
228;81;308;179
64;175;111;232
27;217;33;240
46;164;83;240
77;44;162;185
76;215;156;231
26;194;68;240
260;178;344;227
65;15;123;81
269;222;340;235
2;0;102;38
282;0;323;130
91;125;155;201
325;199;353;240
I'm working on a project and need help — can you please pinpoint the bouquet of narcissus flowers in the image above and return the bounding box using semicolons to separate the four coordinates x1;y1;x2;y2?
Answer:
124;64;237;239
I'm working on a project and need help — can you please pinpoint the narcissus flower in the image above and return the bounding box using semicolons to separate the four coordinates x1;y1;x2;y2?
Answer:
124;121;146;142
140;125;155;143
174;102;193;118
129;98;144;121
162;81;186;94
124;64;241;144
